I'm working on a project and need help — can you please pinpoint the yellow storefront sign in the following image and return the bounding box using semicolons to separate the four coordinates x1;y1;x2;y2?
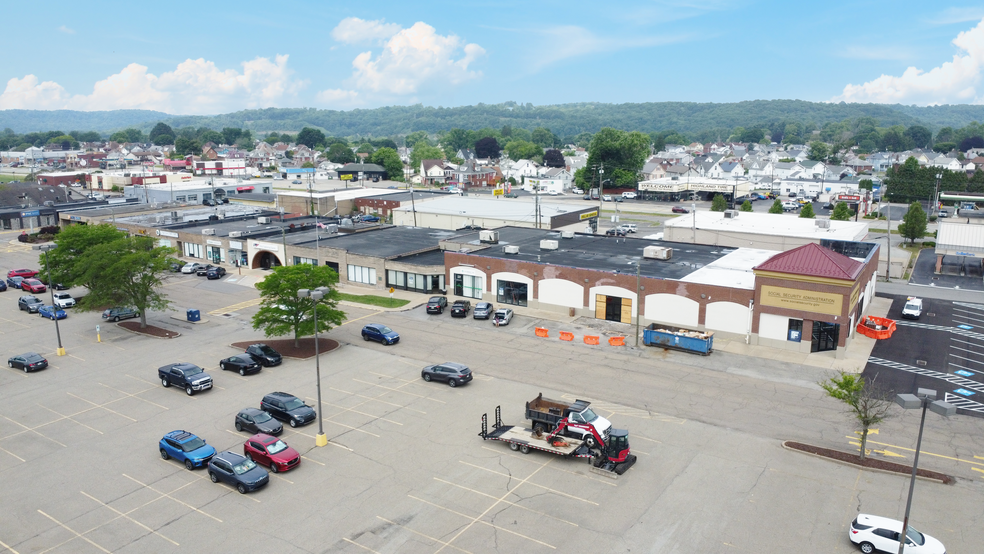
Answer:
340;174;353;180
580;210;598;220
492;188;504;196
760;285;843;316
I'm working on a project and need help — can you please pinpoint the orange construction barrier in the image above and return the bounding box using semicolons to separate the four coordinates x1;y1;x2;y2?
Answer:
535;327;549;338
559;331;574;341
856;316;897;340
584;335;600;345
608;336;626;346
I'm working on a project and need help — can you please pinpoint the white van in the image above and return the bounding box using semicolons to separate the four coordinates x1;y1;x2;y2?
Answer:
622;191;637;199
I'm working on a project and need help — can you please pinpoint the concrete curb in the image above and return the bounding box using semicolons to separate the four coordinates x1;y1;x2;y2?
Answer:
780;441;951;485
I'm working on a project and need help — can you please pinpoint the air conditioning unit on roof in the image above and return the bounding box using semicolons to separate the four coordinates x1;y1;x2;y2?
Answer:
258;216;271;224
816;219;830;229
540;239;558;250
202;228;215;235
723;209;739;218
503;245;520;254
644;246;673;260
479;230;499;243
229;231;243;238
561;230;575;239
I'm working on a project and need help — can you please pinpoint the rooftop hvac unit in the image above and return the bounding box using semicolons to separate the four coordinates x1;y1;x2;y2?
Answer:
258;216;272;224
202;228;215;235
643;246;673;260
540;239;558;250
325;224;338;234
229;231;243;238
723;209;739;219
503;245;520;255
479;230;499;243
815;219;831;229
561;230;575;239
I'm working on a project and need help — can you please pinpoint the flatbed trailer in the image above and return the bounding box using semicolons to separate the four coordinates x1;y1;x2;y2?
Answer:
481;406;594;459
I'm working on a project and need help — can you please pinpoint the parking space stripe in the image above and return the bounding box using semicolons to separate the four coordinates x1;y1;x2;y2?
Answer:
66;392;138;422
374;516;472;554
342;537;381;553
409;494;557;549
351;378;446;403
329;386;427;414
0;414;67;447
306;396;402;426
37;510;112;554
0;444;26;463
432;477;579;526
123;474;226;520
948;354;984;366
0;538;20;554
98;383;169;410
944;393;984;413
79;491;179;546
457;461;600;505
478;446;618;486
37;404;104;435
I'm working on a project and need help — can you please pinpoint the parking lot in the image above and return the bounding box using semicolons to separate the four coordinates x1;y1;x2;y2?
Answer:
4;238;984;552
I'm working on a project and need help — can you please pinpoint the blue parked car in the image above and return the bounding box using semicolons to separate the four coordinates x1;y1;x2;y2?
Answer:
208;451;269;494
0;280;6;292
38;305;67;320
159;430;217;470
6;276;24;289
361;323;400;345
361;214;380;222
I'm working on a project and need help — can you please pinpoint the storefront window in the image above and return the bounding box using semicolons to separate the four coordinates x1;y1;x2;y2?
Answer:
497;280;528;307
787;319;803;342
455;274;483;299
347;265;377;285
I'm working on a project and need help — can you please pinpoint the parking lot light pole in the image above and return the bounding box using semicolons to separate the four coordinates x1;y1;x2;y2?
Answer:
893;388;956;554
297;286;330;447
33;244;65;356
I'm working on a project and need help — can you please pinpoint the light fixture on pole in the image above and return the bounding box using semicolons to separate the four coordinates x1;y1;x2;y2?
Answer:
893;388;956;554
33;243;65;356
297;286;330;448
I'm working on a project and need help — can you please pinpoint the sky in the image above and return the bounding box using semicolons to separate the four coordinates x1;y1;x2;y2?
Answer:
1;1;983;115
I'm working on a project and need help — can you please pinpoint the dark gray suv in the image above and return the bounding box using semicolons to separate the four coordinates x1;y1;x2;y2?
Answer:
421;362;473;387
260;392;316;428
18;295;43;313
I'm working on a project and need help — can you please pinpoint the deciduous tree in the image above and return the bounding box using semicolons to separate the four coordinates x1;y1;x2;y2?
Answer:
799;203;816;218
711;194;727;212
371;147;404;181
326;143;355;164
410;144;445;172
831;202;852;221
475;136;501;159
769;198;784;214
252;265;346;347
898;201;927;245
740;200;753;212
149;123;175;145
543;148;565;168
820;372;892;462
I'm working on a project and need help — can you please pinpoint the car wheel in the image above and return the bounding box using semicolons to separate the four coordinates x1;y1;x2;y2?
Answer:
237;484;247;494
289;419;297;428
362;333;370;341
220;363;226;370
509;442;519;451
584;436;597;448
858;542;874;554
184;459;194;470
7;362;11;368
520;444;531;454
235;422;243;432
245;452;253;461
23;366;29;373
239;368;246;376
448;379;458;388
113;316;120;322
423;373;432;382
209;472;219;483
185;385;194;396
162;378;170;387
270;464;278;473
160;448;169;460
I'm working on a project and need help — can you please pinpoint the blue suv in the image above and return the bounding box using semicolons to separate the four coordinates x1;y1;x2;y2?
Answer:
361;323;400;345
159;430;217;470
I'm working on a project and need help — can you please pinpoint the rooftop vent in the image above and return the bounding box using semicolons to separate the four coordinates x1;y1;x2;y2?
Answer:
540;239;558;251
479;230;499;244
561;230;575;239
815;219;830;229
644;245;673;260
723;209;739;219
504;245;520;255
258;216;272;224
229;231;242;238
202;228;215;235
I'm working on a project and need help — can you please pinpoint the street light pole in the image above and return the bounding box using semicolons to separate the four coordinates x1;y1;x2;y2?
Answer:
297;286;330;448
894;388;956;554
34;244;65;356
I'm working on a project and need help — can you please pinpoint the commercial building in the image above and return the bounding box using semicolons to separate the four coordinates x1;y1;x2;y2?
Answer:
390;196;599;231
663;210;869;250
637;177;752;201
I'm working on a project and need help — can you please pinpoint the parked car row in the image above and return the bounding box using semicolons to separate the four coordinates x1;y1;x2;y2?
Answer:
173;262;228;279
426;296;513;326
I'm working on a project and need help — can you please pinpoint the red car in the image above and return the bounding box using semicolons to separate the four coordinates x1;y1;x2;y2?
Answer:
7;268;38;279
21;279;46;293
243;433;300;473
671;206;690;214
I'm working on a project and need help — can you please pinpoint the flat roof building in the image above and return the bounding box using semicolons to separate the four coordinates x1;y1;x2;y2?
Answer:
663;210;869;250
391;196;598;231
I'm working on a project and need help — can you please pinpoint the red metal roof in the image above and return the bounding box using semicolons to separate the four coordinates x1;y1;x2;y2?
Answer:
753;242;863;281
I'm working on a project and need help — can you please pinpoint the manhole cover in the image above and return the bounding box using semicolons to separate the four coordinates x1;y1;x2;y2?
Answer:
916;360;927;366
932;277;939;280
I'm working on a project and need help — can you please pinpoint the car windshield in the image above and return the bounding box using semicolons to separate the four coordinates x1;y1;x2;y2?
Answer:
266;440;288;455
183;366;203;376
284;399;306;410
429;297;441;303
906;527;925;545
580;408;599;423
905;303;919;311
257;345;277;355
254;412;273;423
376;326;393;334
233;459;257;474
25;354;43;363
181;437;206;451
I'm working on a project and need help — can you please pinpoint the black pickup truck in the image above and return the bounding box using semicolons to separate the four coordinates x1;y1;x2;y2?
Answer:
159;362;213;396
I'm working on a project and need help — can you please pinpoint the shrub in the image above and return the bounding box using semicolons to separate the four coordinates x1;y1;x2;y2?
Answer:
923;242;936;247
39;225;60;235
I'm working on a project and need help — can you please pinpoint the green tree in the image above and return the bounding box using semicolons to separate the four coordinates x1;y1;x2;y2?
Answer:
221;127;243;146
504;140;543;162
326;143;355;164
831;202;852;221
935;126;956;143
898;201;927;245
410;144;445;171
904;125;932;149
405;130;429;149
252;265;346;347
199;129;223;145
585;128;650;187
46;134;76;150
820;372;892;462
149;122;175;145
174;137;201;156
799;203;816;218
807;141;829;161
711;194;727;212
371;147;404;181
109;131;128;143
740;200;753;212
858;179;873;191
531;127;557;148
40;224;127;290
264;132;280;145
297;127;326;149
301;162;315;168
440;128;473;156
968;167;984;194
356;143;375;155
769;198;784;214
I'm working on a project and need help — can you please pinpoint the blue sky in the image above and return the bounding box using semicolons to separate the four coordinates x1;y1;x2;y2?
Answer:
1;1;983;114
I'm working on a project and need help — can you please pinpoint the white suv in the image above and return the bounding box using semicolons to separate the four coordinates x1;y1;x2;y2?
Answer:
621;192;637;199
53;292;76;308
849;514;944;554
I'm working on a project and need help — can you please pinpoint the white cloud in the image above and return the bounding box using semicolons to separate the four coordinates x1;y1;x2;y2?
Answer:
833;18;984;105
930;7;984;25
331;17;401;44
320;20;484;103
58;25;74;34
316;88;359;107
0;55;304;114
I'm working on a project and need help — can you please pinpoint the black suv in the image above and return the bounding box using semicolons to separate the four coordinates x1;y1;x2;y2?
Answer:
426;296;448;314
18;295;43;313
450;300;471;318
246;344;282;367
260;392;316;428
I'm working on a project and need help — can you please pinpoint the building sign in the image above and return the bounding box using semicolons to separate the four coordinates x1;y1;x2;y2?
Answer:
156;230;179;238
837;194;862;202
229;241;243;249
492;188;503;196
579;210;599;220
639;182;682;192
251;241;279;252
760;285;843;316
206;239;222;246
69;215;81;221
340;174;354;180
21;210;40;217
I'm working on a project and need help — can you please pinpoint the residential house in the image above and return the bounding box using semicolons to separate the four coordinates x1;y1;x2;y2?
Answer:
456;148;476;160
773;161;804;179
420;159;448;185
665;164;696;180
709;161;745;180
504;159;539;180
744;157;774;178
450;160;497;187
640;162;667;181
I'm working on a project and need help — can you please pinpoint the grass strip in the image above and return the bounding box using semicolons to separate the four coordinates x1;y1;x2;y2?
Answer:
337;292;410;308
